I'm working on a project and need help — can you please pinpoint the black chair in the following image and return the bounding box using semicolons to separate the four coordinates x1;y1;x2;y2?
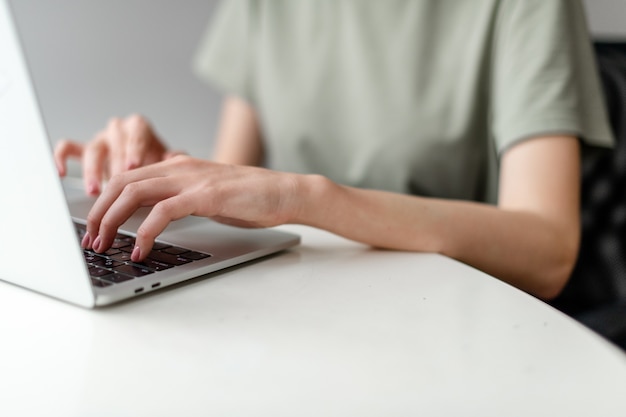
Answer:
551;42;626;350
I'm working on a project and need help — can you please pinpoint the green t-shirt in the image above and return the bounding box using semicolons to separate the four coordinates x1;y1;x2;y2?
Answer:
193;0;613;204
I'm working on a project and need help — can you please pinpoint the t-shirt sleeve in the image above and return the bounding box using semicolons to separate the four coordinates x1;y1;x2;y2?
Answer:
491;0;614;154
192;0;256;102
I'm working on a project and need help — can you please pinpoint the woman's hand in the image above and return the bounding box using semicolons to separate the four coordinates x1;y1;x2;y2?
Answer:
81;155;307;262
54;114;180;195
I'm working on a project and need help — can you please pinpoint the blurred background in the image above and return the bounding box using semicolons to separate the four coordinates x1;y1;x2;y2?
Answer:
9;0;626;165
10;0;220;162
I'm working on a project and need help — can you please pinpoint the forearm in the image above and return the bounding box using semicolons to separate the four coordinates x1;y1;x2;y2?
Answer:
211;96;264;166
293;175;578;300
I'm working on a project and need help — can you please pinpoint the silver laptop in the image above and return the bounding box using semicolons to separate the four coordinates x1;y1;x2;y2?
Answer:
0;0;300;308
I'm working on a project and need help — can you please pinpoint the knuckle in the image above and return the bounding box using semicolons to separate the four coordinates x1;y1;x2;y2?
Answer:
153;199;176;218
171;154;192;165
106;173;126;189
86;213;99;228
99;217;116;234
91;131;107;146
172;154;186;164
120;181;143;199
135;226;154;243
86;138;107;152
107;117;121;129
127;113;145;125
56;138;71;148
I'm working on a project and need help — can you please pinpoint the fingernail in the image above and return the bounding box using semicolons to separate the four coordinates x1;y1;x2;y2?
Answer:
131;245;141;262
92;235;102;252
81;232;90;248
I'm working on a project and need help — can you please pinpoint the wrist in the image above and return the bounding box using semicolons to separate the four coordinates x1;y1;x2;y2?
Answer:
289;174;337;226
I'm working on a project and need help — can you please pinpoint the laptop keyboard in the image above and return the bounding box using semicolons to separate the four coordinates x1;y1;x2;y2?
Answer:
74;222;211;288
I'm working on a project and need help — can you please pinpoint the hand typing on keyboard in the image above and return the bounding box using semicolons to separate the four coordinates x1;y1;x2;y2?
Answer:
79;155;309;262
53;114;184;196
75;222;210;287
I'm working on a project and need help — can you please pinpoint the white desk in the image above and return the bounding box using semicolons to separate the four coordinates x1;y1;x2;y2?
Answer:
1;225;625;416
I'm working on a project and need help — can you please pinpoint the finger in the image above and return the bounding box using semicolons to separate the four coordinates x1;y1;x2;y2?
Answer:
89;176;180;254
86;158;188;245
105;117;127;177
132;194;196;261
82;135;108;195
53;139;84;177
123;114;153;169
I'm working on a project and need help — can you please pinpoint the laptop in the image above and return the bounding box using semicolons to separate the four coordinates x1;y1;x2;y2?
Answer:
0;0;300;308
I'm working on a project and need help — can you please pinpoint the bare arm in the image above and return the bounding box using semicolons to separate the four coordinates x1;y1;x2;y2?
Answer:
211;96;264;166
84;131;580;301
295;135;581;300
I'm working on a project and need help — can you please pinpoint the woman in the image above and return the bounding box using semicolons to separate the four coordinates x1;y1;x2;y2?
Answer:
55;0;614;300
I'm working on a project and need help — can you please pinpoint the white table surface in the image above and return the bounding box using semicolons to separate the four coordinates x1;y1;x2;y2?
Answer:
1;225;625;417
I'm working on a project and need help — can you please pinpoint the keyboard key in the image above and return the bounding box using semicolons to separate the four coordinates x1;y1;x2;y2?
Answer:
88;266;114;278
113;264;154;277
135;258;175;271
111;240;133;249
73;221;204;288
84;251;104;264
91;258;123;269
110;252;133;262
182;251;212;260
147;250;192;266
91;278;112;288
152;242;172;251
162;246;189;255
101;273;135;283
115;232;133;240
104;248;122;256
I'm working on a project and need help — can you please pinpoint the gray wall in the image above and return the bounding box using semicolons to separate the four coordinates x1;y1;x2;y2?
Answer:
10;0;221;161
9;0;626;165
584;0;626;39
